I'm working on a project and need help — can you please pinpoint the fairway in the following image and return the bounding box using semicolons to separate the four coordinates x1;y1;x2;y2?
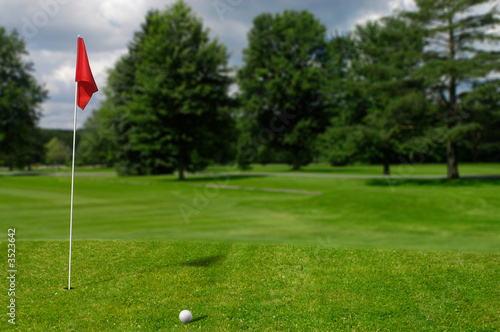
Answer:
1;168;500;330
1;169;499;250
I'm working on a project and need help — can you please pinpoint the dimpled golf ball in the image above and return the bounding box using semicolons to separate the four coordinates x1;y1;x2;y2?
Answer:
179;310;192;323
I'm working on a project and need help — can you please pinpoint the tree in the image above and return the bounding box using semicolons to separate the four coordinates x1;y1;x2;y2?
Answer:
77;109;117;166
237;10;330;170
459;80;500;161
0;27;47;170
352;17;428;175
316;33;371;166
44;137;70;165
95;1;236;179
318;17;429;175
404;0;500;179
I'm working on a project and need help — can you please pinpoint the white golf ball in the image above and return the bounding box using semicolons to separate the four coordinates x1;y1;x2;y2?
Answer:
179;310;192;323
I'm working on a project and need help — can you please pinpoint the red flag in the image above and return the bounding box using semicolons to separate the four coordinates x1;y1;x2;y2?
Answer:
75;37;98;110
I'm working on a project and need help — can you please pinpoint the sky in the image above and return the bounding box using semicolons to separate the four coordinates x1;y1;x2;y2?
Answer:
2;0;420;129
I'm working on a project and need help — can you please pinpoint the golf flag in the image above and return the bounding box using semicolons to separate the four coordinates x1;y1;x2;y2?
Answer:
75;37;98;110
68;36;98;290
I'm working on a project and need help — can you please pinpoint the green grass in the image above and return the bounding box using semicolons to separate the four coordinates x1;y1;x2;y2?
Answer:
0;166;116;173
1;240;498;331
1;172;499;250
206;162;500;176
1;168;499;330
3;162;499;176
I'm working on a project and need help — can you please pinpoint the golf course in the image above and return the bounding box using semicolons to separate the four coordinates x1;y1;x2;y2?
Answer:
3;0;500;330
1;163;499;330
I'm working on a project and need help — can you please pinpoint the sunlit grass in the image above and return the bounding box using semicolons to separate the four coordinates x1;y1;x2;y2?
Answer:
1;240;498;331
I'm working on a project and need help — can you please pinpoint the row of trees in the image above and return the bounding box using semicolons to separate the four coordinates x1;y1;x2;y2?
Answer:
82;0;499;179
1;0;500;179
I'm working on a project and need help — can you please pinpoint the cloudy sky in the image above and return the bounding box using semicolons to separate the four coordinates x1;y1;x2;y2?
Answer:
1;0;420;129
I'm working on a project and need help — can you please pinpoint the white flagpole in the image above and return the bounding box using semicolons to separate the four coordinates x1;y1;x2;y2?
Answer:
68;70;79;290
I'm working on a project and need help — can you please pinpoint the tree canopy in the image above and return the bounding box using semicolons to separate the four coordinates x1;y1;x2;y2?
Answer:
403;0;500;178
84;0;236;179
0;27;47;170
237;10;331;170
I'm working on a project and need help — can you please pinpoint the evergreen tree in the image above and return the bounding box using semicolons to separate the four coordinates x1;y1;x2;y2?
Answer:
404;0;500;178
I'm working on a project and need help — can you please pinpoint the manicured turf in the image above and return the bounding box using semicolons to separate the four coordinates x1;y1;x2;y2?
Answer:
1;171;499;250
1;240;498;331
1;167;499;330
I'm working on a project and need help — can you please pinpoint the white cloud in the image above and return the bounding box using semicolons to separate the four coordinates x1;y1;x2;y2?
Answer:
353;0;416;27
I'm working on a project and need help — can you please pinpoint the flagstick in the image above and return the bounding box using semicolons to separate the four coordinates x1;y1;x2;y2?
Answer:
68;80;78;290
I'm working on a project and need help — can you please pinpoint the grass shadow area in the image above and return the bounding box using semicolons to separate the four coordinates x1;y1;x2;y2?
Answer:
367;177;500;187
80;255;226;288
191;315;209;323
162;174;269;183
0;172;47;177
293;167;376;174
182;255;226;267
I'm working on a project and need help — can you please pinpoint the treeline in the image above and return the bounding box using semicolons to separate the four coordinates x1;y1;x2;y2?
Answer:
1;0;500;179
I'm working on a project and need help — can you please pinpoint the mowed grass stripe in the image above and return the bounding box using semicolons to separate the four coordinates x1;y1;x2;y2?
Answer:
1;173;499;250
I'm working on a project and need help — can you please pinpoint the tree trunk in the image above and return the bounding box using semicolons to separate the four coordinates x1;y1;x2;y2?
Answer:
178;165;185;181
291;148;300;170
446;21;459;180
446;140;459;179
383;157;390;176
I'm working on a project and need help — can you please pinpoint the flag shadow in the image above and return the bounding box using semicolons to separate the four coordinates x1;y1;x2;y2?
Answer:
181;255;225;267
77;255;226;288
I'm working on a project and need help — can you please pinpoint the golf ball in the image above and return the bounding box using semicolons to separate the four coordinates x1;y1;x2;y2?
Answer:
179;310;192;323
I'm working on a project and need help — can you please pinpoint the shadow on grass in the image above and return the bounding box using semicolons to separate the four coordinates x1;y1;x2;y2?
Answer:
181;255;225;267
78;255;226;288
163;174;269;183
366;176;500;187
191;315;208;323
293;167;374;174
0;172;46;177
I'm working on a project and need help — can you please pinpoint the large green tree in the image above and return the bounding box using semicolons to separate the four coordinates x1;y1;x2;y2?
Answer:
237;10;330;170
90;1;235;179
352;17;429;175
0;27;47;170
404;0;500;179
316;33;371;167
318;17;429;175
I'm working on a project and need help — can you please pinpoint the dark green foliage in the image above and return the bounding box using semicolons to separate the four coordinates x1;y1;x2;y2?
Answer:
44;137;70;165
319;18;429;174
459;80;500;161
40;129;75;148
237;10;331;170
85;1;236;179
403;0;500;178
0;27;47;170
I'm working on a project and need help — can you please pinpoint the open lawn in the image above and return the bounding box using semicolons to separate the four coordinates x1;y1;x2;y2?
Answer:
1;171;499;250
0;167;499;330
0;240;498;331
